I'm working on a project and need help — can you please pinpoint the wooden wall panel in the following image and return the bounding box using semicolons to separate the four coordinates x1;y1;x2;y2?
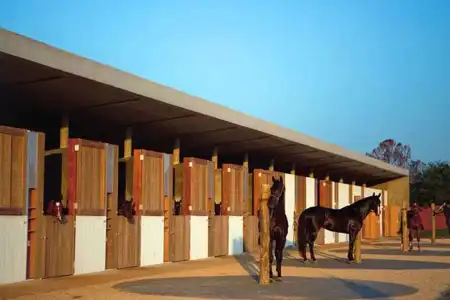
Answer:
294;176;306;245
252;169;273;216
76;144;105;216
222;164;245;216
182;158;209;216
0;126;27;215
44;216;75;278
135;150;165;216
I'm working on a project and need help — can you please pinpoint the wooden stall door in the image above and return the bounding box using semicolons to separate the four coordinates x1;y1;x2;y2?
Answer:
222;164;245;216
185;158;209;216
317;180;332;245
0;126;27;215
136;150;164;216
383;205;401;237
294;176;306;246
363;212;380;239
117;216;140;268
252;170;273;216
76;142;106;216
208;216;229;257
44;216;75;278
169;215;190;262
243;215;259;253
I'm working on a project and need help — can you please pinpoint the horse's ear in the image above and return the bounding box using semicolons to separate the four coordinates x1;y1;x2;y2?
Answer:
372;192;376;196
377;193;381;198
272;176;276;183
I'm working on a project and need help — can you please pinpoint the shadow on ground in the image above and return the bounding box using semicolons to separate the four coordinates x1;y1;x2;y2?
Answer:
329;248;449;257
371;242;450;249
114;275;418;300
281;254;450;270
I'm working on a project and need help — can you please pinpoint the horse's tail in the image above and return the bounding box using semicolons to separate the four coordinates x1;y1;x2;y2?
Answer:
296;211;307;253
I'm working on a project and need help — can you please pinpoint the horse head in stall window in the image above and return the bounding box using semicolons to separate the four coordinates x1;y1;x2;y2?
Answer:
118;196;137;219
46;195;68;224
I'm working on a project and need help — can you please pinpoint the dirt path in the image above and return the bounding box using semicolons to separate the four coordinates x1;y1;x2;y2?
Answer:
1;238;449;300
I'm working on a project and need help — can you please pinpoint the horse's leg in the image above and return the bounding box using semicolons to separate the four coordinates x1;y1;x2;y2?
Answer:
348;229;357;262
298;217;309;262
276;236;286;278
408;228;413;252
417;229;421;252
307;231;318;262
269;238;274;279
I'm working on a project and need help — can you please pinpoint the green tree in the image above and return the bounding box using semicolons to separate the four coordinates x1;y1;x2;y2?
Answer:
417;161;450;205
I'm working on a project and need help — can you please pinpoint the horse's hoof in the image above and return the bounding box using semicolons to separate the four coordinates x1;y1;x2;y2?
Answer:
310;259;317;264
300;259;308;264
347;259;356;264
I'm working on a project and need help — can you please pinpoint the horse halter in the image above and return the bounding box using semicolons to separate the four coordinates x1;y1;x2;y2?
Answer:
372;198;381;216
52;201;66;224
269;185;285;209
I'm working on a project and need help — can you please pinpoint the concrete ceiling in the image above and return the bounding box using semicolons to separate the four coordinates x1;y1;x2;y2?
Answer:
0;29;409;185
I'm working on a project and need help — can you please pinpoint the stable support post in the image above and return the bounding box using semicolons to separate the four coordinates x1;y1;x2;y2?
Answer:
60;114;69;148
431;202;436;244
401;208;408;251
259;184;271;285
354;183;366;263
173;138;180;165
243;153;249;169
268;159;275;172
60;115;69;203
124;127;133;158
123;128;134;202
212;147;218;170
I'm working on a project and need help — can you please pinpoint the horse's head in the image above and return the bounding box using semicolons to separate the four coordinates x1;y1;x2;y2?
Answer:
268;176;285;218
47;199;67;224
119;198;136;219
368;192;382;216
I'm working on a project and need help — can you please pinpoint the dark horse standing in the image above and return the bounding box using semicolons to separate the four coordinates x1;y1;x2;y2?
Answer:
297;193;381;263
258;176;289;279
433;201;450;236
399;202;424;252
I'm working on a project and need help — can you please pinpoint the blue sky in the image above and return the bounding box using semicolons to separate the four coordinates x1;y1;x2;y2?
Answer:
1;0;449;162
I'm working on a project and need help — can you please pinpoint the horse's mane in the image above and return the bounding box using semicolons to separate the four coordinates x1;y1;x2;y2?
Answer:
342;195;376;211
276;187;286;213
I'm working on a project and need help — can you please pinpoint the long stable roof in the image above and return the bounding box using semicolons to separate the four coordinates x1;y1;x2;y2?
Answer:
0;29;408;183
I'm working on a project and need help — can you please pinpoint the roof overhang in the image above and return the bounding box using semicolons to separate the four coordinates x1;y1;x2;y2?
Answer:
0;29;409;184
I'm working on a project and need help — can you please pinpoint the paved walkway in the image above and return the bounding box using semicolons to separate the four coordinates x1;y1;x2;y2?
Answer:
1;239;449;300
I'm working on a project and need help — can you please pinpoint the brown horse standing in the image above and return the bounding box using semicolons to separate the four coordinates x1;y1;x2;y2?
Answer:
405;202;424;252
433;201;450;236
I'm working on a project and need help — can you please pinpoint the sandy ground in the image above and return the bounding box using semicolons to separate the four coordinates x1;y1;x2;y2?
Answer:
1;238;449;300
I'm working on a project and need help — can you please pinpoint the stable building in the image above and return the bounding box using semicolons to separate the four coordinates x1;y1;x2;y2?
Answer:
0;29;409;285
